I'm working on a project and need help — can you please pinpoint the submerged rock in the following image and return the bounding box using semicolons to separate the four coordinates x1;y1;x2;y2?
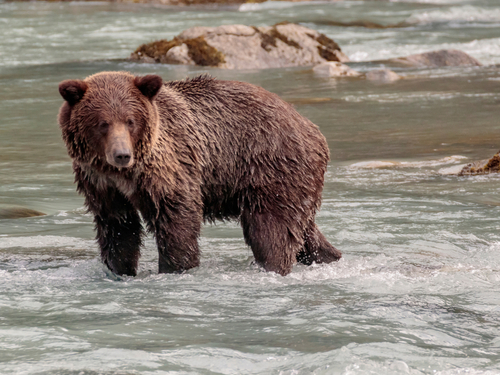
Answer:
390;49;481;67
312;64;400;82
130;23;348;69
0;207;46;219
459;152;500;176
366;69;401;83
312;61;360;77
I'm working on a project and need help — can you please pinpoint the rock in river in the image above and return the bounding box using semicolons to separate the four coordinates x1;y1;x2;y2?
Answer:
390;49;481;67
130;23;348;69
312;61;360;77
459;152;500;176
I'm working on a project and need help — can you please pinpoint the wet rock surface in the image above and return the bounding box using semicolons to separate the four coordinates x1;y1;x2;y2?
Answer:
459;152;500;176
130;23;348;69
312;61;360;77
390;49;482;67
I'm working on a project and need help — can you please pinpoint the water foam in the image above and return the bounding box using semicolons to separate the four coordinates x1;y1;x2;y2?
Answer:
238;1;308;12
390;0;470;4
0;236;94;249
408;5;500;25
349;156;467;169
438;164;468;175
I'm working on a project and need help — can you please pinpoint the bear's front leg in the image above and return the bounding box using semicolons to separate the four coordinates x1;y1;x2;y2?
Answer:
95;206;143;277
79;181;143;276
153;199;202;273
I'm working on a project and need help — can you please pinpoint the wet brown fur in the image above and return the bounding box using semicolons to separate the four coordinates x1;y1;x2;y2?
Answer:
58;71;341;276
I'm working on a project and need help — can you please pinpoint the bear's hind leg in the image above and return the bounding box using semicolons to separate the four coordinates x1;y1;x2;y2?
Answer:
241;209;303;276
296;222;341;266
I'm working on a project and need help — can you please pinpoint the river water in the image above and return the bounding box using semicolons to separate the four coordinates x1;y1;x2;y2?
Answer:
1;0;500;373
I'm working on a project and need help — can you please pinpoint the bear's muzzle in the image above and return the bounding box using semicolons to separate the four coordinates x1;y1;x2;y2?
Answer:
105;122;134;169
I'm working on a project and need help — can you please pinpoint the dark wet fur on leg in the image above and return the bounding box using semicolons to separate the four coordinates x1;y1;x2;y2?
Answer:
296;223;341;266
96;212;143;276
241;211;298;276
91;188;144;276
153;202;201;274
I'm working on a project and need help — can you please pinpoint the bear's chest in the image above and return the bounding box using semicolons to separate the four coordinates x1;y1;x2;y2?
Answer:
106;175;137;198
85;167;138;199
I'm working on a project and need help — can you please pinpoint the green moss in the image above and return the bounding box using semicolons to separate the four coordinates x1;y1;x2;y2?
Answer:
133;36;225;66
185;36;225;66
307;33;341;62
254;25;300;52
133;38;183;62
316;46;336;61
270;27;300;49
483;153;500;172
315;33;340;52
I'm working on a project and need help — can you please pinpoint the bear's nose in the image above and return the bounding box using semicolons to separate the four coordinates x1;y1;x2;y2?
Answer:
114;151;131;166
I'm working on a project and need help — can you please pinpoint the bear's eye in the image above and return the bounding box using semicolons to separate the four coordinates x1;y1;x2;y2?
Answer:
127;119;135;129
99;121;109;133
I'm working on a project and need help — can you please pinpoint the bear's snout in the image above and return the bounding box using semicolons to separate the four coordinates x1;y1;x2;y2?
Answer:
105;123;134;169
113;149;132;167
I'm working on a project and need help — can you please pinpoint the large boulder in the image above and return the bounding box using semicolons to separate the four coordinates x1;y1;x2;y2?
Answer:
390;49;481;67
459;152;500;176
130;23;348;69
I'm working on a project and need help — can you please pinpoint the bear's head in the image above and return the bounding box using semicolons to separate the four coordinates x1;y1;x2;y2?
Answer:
58;71;162;170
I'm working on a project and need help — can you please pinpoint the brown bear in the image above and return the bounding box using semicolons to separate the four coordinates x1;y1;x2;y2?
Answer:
58;71;341;276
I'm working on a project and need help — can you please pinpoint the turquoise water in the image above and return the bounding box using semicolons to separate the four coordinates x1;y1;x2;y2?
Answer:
1;0;500;373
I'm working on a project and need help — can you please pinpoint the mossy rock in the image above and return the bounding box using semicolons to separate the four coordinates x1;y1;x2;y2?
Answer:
314;33;341;61
133;38;182;61
130;23;347;69
133;36;225;66
459;152;500;176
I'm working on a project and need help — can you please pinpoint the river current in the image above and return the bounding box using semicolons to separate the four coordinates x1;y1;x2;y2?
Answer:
1;0;500;374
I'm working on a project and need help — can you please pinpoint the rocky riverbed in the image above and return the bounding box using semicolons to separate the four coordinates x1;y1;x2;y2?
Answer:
130;23;483;77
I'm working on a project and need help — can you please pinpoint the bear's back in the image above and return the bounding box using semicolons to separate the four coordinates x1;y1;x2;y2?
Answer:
159;76;330;221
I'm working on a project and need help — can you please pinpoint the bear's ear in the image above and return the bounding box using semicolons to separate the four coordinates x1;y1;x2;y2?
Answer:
134;75;163;100
59;80;88;106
